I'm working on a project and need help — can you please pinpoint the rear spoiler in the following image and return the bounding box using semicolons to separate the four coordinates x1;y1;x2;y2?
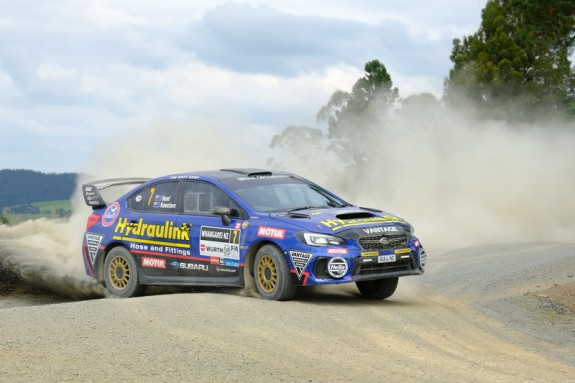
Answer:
82;178;151;209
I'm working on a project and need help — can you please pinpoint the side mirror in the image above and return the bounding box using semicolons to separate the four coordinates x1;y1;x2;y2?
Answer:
212;206;231;226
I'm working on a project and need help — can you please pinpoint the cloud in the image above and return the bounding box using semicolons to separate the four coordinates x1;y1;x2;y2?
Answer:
84;1;151;27
176;1;464;102
0;0;487;172
182;3;365;76
183;2;455;81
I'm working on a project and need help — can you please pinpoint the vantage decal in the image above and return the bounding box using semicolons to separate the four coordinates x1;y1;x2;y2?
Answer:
114;218;190;242
200;226;240;260
362;226;400;234
85;233;104;264
288;251;313;279
320;216;405;231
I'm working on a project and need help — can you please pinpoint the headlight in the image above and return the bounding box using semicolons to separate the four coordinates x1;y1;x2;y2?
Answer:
301;232;344;247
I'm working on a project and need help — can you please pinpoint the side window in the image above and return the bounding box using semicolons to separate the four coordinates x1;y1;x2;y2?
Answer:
183;181;244;218
128;182;179;213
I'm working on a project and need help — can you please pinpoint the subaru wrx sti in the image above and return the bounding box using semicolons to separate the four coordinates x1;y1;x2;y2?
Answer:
81;169;426;301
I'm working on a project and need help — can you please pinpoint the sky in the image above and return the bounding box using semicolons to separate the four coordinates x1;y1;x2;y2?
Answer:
0;0;487;173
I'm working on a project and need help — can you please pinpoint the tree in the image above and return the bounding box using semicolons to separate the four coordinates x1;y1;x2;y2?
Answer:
318;60;399;140
0;169;77;208
316;59;399;165
268;125;327;168
396;93;442;131
445;0;575;120
0;216;8;225
270;60;399;170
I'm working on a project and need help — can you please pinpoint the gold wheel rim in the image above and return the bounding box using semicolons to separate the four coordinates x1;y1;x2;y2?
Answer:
108;256;130;290
257;254;278;293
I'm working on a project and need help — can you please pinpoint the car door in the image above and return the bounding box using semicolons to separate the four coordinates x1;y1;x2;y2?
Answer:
176;180;247;280
124;180;184;278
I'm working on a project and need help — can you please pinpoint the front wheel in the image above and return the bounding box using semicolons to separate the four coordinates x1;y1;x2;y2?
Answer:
254;245;296;301
356;277;398;300
104;247;144;298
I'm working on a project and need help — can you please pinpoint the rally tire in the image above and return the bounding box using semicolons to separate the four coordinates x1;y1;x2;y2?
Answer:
356;277;398;300
104;247;145;298
254;245;296;301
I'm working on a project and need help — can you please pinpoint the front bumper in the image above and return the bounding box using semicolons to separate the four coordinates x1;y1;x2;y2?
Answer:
292;245;426;286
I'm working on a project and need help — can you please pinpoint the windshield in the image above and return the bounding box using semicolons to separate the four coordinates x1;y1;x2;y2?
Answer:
223;176;348;212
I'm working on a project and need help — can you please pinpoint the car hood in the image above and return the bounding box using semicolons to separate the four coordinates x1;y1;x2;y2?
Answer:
268;206;409;234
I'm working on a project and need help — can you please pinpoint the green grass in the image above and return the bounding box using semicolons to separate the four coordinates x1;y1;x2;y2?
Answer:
0;200;73;225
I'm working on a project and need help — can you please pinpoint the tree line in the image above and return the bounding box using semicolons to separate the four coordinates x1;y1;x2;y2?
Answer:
446;0;575;119
270;0;575;174
0;169;78;209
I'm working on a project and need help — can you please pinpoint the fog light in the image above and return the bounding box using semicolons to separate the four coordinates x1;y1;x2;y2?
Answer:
327;257;348;278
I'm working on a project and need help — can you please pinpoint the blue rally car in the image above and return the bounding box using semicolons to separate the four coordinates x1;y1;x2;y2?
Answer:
81;168;426;301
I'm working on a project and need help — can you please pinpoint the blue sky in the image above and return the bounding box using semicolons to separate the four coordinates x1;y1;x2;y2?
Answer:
0;1;486;173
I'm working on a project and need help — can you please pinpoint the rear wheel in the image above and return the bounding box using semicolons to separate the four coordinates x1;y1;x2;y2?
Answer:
356;277;398;300
254;245;296;301
104;247;144;298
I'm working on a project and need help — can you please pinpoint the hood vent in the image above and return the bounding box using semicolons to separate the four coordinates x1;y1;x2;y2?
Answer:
335;212;375;220
278;212;309;219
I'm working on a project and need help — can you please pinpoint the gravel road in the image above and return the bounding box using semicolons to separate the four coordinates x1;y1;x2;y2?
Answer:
1;242;574;383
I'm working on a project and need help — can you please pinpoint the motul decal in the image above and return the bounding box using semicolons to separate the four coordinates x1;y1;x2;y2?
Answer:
327;248;348;255
141;257;166;269
257;226;286;239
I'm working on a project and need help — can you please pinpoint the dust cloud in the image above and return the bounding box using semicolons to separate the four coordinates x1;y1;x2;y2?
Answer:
86;119;267;180
1;108;574;300
0;208;106;299
0;121;267;300
273;106;575;250
356;113;575;250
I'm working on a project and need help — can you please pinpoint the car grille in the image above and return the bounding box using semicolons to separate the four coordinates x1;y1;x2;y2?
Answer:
355;258;415;276
358;233;408;251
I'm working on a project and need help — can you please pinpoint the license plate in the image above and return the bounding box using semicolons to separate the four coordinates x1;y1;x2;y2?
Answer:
378;254;396;263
